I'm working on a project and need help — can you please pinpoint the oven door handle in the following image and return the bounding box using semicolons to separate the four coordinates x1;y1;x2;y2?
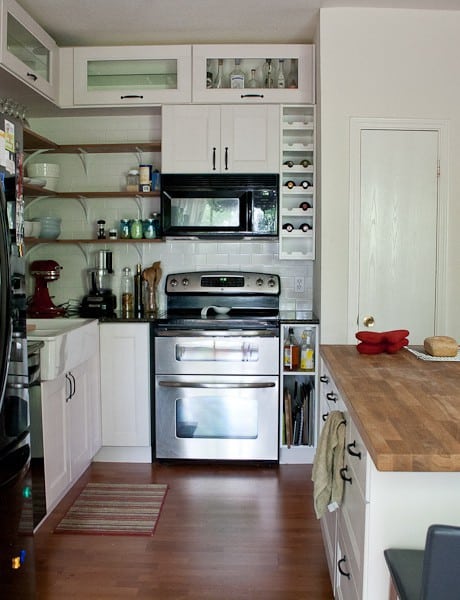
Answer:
158;381;276;389
155;329;279;337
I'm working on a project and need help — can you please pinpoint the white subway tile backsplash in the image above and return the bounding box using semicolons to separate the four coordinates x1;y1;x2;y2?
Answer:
27;114;314;312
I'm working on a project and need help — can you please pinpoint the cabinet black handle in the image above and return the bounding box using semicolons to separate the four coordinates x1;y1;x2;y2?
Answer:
27;72;38;82
340;466;352;484
65;373;72;402
240;93;264;98
326;391;337;402
224;147;229;170
347;440;362;459
120;94;144;99
338;557;351;579
322;412;329;422
212;147;216;170
69;372;76;398
320;375;329;383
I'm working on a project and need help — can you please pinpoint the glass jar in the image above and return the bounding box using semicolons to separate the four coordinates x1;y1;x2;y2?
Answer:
120;267;134;318
119;219;130;239
143;218;156;239
126;169;139;192
130;219;143;239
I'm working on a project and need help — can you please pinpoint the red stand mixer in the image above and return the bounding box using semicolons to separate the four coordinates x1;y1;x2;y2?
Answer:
28;259;66;318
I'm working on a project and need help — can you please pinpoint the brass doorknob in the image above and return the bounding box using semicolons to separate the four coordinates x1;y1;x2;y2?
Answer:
363;316;375;327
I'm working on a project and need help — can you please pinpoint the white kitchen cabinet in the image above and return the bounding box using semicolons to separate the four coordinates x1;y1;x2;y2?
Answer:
71;45;191;106
162;104;279;173
279;322;319;464
318;356;460;600
0;0;58;102
279;105;316;260
97;323;151;462
41;353;99;512
192;44;314;104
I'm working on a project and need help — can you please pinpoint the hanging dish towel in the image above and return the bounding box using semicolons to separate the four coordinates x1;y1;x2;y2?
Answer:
312;410;346;519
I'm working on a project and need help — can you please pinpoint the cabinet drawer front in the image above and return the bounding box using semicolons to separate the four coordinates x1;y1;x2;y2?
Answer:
339;480;367;594
320;510;337;590
336;519;362;600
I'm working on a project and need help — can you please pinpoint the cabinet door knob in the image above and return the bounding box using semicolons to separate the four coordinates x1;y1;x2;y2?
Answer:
347;440;362;459
338;557;351;579
363;315;375;327
340;466;352;484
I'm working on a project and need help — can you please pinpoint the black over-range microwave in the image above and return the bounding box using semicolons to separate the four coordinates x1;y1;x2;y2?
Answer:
161;173;279;239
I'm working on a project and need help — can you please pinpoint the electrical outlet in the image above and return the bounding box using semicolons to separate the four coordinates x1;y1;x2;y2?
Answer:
295;277;305;293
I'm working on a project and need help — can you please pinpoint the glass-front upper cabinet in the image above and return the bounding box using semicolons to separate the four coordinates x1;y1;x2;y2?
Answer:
73;45;192;106
192;44;315;104
0;0;58;101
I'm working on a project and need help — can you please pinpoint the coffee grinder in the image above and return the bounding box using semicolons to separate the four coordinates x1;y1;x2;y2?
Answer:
80;250;117;317
28;259;66;317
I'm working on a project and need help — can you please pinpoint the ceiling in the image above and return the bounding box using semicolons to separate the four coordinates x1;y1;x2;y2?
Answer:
15;0;460;47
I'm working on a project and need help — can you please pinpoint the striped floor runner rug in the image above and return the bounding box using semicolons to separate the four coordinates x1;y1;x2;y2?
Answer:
54;482;168;536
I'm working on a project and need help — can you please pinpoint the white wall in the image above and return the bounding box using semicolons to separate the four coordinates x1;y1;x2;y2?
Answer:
26;114;312;312
319;7;460;342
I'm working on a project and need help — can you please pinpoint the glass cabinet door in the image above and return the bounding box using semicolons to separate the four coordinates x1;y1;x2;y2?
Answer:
1;0;58;101
73;46;192;105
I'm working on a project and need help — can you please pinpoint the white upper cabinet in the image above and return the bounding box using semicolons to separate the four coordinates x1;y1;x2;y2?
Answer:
71;45;192;106
162;104;280;173
192;44;315;104
0;0;58;101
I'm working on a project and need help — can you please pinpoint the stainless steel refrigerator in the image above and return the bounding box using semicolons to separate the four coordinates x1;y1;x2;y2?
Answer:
0;114;35;598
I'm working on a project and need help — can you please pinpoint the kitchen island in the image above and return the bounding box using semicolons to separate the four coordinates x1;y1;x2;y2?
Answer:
319;345;460;600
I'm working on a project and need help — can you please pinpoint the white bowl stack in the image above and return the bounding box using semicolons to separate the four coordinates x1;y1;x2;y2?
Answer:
27;163;60;192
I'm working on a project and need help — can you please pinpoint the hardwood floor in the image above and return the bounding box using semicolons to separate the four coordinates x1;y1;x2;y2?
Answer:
34;463;333;599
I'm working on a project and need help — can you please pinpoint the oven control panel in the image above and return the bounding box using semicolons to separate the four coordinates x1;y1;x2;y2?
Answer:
165;271;280;295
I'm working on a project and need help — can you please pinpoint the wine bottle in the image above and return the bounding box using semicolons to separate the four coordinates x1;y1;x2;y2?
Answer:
300;159;311;168
277;59;286;88
300;180;311;189
229;59;245;89
134;263;144;317
264;58;274;88
283;160;294;168
299;223;312;232
285;180;296;189
283;223;294;232
299;201;312;211
247;68;258;88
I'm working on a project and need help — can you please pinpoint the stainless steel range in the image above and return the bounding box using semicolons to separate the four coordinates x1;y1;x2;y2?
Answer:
153;271;280;462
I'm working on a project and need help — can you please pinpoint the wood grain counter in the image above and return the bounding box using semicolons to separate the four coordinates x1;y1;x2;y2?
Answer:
320;345;460;472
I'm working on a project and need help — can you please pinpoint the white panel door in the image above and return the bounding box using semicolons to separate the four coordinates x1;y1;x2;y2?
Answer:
357;128;439;344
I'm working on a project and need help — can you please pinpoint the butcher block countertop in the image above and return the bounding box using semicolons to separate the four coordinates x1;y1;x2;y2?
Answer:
320;345;460;472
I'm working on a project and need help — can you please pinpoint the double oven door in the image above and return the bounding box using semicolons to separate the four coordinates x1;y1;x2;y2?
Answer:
154;330;279;461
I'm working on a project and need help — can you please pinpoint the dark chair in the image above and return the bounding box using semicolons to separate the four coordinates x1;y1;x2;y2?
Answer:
384;524;460;600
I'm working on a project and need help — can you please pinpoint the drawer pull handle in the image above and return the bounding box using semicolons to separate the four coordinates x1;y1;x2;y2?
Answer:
340;466;352;484
120;94;144;99
320;375;329;383
347;440;362;459
322;412;329;422
338;556;351;579
326;392;337;402
27;72;38;82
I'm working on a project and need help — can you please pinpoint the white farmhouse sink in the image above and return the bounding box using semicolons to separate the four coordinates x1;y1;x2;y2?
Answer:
27;318;99;380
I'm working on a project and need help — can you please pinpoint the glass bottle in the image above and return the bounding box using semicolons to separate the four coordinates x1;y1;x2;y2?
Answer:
277;59;286;88
287;58;298;89
134;263;144;318
130;218;143;239
229;59;245;89
120;267;134;318
284;327;300;371
247;68;258;88
300;330;315;371
214;59;224;89
264;58;274;89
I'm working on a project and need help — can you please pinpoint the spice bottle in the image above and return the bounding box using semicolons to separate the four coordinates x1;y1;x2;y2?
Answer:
126;169;139;192
284;327;300;371
120;267;134;318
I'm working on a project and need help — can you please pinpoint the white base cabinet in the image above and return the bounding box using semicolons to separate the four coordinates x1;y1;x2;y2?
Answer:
319;357;460;600
96;322;151;463
162;104;280;173
41;353;100;512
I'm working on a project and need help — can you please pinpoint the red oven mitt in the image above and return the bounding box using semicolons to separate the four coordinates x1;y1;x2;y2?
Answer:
355;331;385;345
386;338;409;353
356;341;386;354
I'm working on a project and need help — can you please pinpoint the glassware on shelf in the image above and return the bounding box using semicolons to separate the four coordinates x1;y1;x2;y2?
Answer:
277;59;286;88
263;58;274;89
229;59;245;89
247;68;259;88
214;59;224;89
287;58;298;89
